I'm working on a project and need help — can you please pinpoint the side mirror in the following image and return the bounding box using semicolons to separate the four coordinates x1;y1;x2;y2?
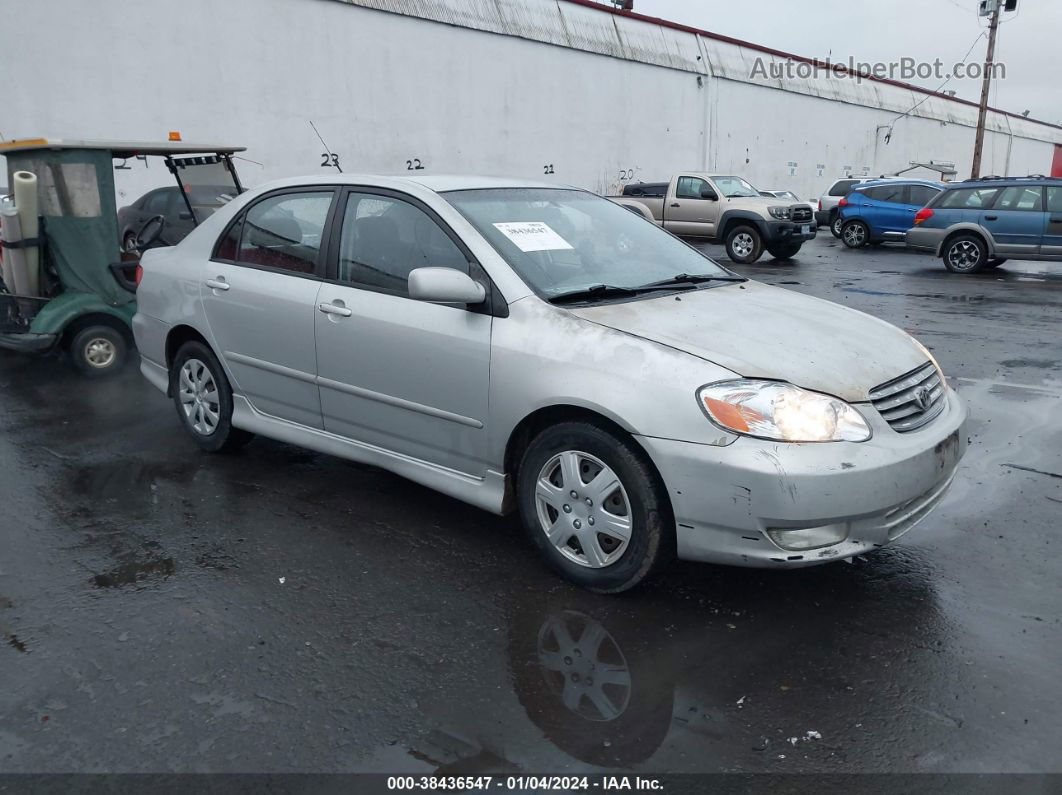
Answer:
700;186;718;201
408;267;486;304
178;210;193;221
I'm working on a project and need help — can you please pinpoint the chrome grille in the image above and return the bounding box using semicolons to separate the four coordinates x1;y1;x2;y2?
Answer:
868;361;945;433
791;206;813;223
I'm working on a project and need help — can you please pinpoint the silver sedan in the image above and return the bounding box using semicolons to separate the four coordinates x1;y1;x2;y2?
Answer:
133;175;967;592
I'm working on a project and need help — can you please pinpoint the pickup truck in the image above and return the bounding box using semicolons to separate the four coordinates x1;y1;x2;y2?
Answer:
611;174;817;263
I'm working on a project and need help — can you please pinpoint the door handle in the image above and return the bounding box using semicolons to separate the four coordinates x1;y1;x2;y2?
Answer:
1050;216;1062;224
205;278;230;291
984;215;998;221
318;301;352;318
670;202;681;207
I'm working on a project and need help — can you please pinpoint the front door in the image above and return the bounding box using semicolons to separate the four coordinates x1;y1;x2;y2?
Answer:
981;185;1045;256
314;189;492;476
201;188;336;429
664;175;719;236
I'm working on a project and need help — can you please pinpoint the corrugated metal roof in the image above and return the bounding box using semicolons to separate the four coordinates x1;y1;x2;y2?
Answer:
327;0;1062;141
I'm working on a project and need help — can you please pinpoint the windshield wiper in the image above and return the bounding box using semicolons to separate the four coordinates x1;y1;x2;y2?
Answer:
636;273;746;289
548;284;641;304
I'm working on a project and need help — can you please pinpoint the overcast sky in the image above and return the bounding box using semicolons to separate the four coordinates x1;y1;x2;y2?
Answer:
634;0;1060;123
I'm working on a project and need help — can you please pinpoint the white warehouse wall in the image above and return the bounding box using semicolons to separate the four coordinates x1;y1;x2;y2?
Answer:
2;0;1059;206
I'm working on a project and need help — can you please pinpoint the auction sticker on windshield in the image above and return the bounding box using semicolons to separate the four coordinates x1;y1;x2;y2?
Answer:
493;221;573;252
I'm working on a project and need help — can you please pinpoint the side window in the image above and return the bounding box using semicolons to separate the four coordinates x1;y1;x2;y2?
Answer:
939;188;1000;210
143;190;172;214
237;191;333;275
907;185;939;207
878;184;907;204
829;180;859;197
676;176;708;200
994;186;1044;212
214;216;243;261
1047;187;1062;214
337;192;469;296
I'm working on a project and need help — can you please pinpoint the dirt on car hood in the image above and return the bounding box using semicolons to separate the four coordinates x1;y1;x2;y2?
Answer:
566;280;929;402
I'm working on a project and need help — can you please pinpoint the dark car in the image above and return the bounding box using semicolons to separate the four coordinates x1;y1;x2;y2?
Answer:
118;185;235;251
906;176;1062;273
837;179;944;249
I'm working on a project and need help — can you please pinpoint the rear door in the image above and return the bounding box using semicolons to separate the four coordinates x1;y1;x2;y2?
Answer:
663;176;719;236
981;185;1045;256
314;188;492;475
201;187;337;429
1044;186;1062;256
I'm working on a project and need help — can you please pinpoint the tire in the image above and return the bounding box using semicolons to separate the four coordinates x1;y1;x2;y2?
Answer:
841;220;870;249
986;258;1008;269
724;224;764;264
516;421;673;593
170;341;254;452
767;242;802;260
830;212;844;238
943;234;988;274
69;325;128;378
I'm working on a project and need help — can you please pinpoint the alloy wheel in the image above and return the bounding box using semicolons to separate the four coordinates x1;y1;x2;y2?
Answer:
178;358;221;435
843;223;867;247
947;240;981;271
731;233;755;258
535;450;632;569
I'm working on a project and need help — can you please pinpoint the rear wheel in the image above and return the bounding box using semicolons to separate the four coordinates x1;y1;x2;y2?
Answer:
517;422;672;593
767;242;802;260
70;325;128;378
841;220;870;249
170;341;254;452
943;234;988;274
830;213;844;238
724;224;764;264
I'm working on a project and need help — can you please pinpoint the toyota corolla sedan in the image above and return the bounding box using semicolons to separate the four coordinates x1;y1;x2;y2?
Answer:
133;175;967;593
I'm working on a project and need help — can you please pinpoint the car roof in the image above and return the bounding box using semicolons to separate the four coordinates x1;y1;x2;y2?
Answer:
854;179;944;189
252;174;576;193
947;176;1062;189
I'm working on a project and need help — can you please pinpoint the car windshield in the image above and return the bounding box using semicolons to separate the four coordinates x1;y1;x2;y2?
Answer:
443;188;732;300
712;176;761;198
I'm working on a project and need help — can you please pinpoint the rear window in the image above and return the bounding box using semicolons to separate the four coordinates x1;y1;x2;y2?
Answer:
938;187;1000;210
829;180;860;197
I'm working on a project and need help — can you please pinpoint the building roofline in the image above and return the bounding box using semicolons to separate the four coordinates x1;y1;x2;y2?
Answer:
563;0;1062;132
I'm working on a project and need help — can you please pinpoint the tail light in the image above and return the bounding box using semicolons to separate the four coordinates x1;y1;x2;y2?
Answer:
134;264;144;287
817;199;822;211
838;197;849;207
914;208;934;225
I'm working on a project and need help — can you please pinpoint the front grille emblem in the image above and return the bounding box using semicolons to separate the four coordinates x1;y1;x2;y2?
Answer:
913;386;933;412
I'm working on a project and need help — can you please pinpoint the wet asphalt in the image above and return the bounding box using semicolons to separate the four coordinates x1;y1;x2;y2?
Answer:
0;234;1059;775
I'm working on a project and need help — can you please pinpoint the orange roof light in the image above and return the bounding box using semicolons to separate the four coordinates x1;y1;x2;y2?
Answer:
168;131;182;141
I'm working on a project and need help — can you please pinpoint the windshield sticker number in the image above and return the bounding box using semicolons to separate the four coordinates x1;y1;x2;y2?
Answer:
493;222;573;253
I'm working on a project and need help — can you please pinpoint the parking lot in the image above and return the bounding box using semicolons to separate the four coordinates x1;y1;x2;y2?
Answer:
1;233;1059;774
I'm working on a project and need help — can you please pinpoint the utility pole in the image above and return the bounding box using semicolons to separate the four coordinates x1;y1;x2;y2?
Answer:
971;0;1003;178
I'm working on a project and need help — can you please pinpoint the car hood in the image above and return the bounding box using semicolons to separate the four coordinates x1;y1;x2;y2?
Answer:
566;281;928;402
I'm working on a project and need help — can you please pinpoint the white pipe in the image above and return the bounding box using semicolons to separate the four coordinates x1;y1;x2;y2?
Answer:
12;172;39;296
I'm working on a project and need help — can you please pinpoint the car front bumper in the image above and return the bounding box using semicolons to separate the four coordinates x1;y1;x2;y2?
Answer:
904;226;944;253
636;388;967;567
766;219;817;244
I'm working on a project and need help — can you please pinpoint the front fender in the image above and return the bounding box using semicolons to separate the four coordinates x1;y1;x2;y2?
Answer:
719;210;769;240
28;292;136;336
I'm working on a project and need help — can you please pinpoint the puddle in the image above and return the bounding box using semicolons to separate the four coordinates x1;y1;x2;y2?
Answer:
93;557;176;588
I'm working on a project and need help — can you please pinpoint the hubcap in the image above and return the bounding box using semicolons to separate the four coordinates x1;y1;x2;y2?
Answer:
535;450;632;569
178;358;221;435
732;233;755;258
948;240;980;270
843;224;866;246
84;338;117;369
537;611;632;721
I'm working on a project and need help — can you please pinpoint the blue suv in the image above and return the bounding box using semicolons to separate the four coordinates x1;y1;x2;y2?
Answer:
906;176;1062;273
838;179;944;249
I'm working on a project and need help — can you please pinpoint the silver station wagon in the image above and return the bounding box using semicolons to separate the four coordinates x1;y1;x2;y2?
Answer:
133;175;968;592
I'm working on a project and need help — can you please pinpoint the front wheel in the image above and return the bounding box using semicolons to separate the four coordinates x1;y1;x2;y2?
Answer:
767;242;802;260
841;220;870;249
69;325;128;378
170;341;254;452
724;225;764;264
517;422;673;593
943;234;988;274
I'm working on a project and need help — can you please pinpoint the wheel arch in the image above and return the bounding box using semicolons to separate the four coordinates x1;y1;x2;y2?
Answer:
718;211;768;242
60;312;134;350
164;324;216;396
937;225;994;258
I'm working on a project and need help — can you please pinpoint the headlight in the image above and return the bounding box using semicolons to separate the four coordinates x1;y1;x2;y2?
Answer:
768;206;792;220
697;380;871;442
